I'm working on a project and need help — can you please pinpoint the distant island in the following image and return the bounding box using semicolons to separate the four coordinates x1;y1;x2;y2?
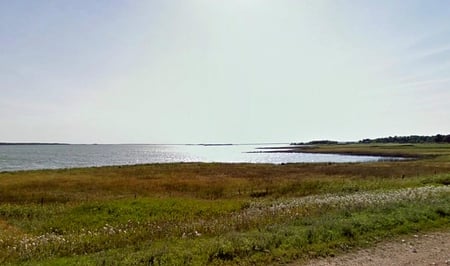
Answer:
291;134;450;145
0;142;69;146
291;140;340;145
198;143;233;146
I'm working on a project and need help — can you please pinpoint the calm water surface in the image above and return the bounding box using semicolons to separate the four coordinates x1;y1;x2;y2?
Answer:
0;144;387;172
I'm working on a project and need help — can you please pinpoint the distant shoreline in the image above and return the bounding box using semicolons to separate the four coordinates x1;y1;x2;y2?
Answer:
0;142;289;146
0;142;70;146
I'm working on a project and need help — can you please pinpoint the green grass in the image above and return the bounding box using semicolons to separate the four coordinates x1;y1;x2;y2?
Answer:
7;193;448;265
0;144;449;265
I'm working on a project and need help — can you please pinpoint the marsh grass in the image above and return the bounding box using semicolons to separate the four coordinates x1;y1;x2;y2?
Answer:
291;143;450;157
4;190;447;265
0;144;449;265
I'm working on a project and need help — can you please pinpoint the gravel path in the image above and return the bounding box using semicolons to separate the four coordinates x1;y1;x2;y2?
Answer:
299;231;450;266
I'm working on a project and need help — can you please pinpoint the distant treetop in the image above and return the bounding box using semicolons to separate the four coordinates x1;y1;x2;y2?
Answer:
358;134;450;144
290;134;450;145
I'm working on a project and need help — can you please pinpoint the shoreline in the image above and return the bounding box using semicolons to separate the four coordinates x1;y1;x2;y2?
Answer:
2;144;413;173
259;144;435;159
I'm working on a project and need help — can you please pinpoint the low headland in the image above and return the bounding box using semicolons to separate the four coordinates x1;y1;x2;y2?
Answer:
0;141;449;265
283;134;450;159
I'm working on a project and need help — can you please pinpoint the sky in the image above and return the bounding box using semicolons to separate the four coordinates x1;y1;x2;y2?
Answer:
1;0;449;144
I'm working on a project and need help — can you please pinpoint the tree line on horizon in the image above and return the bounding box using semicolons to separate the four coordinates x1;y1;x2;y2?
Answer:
291;134;450;145
359;134;450;144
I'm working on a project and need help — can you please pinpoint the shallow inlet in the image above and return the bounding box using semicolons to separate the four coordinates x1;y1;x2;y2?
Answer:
0;144;398;172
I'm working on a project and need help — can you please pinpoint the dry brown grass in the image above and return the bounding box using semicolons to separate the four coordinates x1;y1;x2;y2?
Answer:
290;143;450;158
1;157;449;204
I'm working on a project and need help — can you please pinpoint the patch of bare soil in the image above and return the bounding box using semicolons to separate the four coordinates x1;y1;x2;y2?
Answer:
299;231;450;266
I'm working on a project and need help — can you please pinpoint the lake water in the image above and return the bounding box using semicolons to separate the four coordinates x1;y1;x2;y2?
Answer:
0;144;387;172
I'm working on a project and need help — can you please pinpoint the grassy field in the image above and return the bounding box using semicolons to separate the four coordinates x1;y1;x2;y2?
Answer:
0;144;449;265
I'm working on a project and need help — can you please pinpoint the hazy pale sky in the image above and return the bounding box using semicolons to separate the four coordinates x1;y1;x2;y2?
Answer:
1;0;449;144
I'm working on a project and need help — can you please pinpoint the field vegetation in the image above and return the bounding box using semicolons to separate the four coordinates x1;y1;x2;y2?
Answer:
0;144;449;265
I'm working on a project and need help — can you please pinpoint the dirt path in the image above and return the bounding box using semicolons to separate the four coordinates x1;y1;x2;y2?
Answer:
298;231;450;266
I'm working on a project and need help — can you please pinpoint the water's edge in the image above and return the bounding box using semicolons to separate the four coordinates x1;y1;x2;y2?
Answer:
0;144;397;172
